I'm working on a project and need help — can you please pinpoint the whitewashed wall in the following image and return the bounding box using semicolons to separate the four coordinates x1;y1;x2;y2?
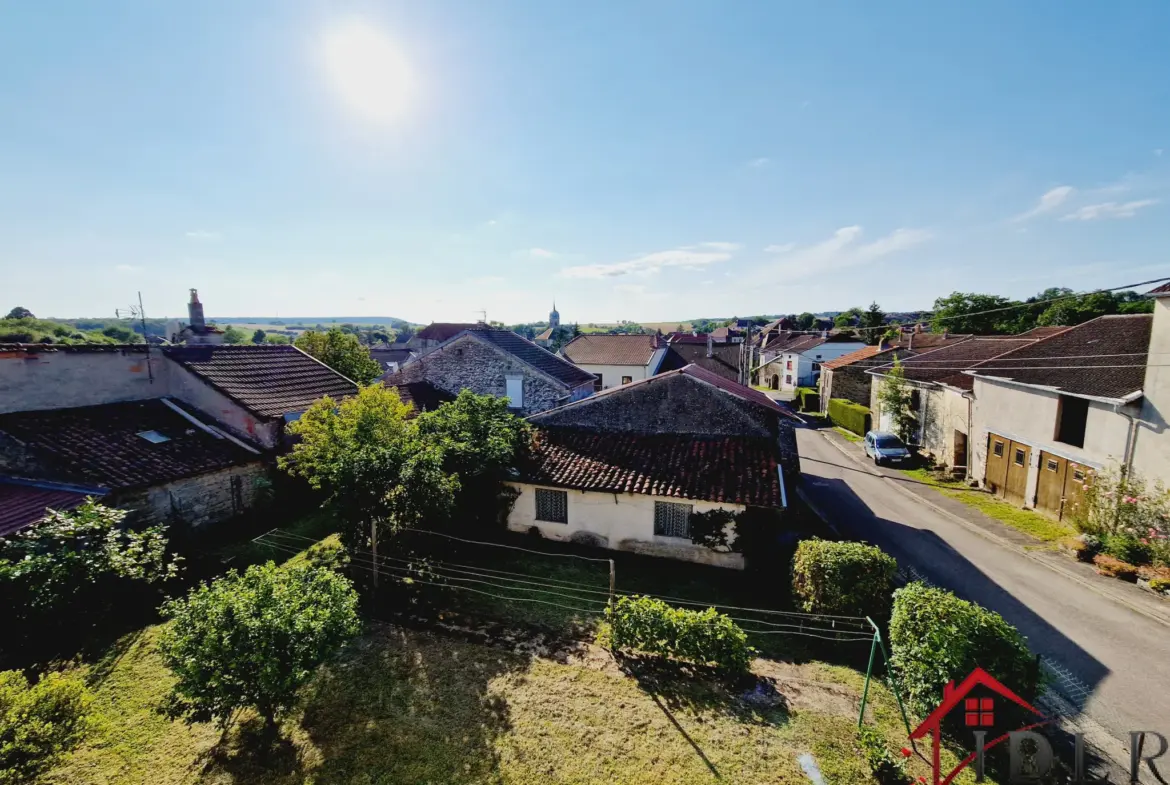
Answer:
571;362;650;390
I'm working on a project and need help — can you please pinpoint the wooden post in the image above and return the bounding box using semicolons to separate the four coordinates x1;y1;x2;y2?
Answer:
608;559;615;608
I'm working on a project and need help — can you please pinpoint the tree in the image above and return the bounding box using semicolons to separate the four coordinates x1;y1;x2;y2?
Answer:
1037;291;1117;327
876;356;917;443
929;292;1016;334
861;302;886;345
834;307;862;329
0;670;93;785
264;333;291;345
279;386;459;546
414;390;532;527
294;328;384;385
222;325;247;344
159;563;360;740
795;312;817;330
251;329;267;344
394;324;415;344
3;307;33;320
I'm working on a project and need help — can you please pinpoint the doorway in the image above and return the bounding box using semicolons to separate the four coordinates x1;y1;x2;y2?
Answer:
770;374;779;390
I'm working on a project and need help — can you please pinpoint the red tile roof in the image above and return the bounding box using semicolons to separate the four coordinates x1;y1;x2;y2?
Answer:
562;334;660;366
1012;326;1071;339
0;479;99;537
416;323;478;341
0;400;261;490
165;344;359;418
871;337;1038;390
520;429;783;507
1148;282;1170;295
821;345;888;370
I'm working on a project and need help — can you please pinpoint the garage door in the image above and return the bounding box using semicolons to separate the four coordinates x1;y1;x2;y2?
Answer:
985;433;1031;506
1036;452;1091;521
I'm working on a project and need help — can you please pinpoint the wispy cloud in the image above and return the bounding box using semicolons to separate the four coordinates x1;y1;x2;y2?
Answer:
764;243;796;254
1012;186;1075;222
528;248;558;259
747;157;771;168
1059;199;1159;221
185;230;221;241
763;226;932;282
560;242;739;279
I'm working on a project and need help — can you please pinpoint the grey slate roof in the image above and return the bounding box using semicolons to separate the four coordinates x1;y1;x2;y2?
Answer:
469;327;596;388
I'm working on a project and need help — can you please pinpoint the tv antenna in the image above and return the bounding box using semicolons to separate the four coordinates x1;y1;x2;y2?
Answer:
476;309;487;323
115;291;154;384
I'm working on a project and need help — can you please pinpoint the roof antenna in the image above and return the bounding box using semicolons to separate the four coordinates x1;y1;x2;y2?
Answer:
116;291;154;384
476;309;487;324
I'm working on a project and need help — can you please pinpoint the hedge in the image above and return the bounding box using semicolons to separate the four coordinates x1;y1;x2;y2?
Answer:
603;595;753;673
795;387;820;413
828;398;871;436
791;539;897;618
889;583;1039;723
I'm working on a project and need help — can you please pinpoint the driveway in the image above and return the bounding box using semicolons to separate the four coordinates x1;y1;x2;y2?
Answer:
795;427;1170;759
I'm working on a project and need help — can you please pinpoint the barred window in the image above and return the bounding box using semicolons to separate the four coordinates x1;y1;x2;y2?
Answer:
654;501;693;539
535;488;568;524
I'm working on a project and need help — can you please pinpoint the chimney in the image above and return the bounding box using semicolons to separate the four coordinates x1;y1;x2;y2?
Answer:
187;288;205;331
706;333;714;359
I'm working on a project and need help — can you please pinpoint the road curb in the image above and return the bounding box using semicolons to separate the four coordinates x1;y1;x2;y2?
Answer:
816;430;1170;630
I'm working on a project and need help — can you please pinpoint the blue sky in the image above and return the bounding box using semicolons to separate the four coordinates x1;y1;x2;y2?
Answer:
1;1;1167;325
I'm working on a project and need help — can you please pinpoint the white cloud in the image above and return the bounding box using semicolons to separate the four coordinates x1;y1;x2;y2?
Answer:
1059;199;1159;221
748;157;771;168
528;247;558;259
560;242;739;279
764;243;796;254
763;225;932;282
1012;186;1074;222
185;230;221;241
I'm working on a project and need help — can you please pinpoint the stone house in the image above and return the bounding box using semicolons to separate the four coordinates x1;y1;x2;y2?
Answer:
758;333;866;392
657;336;744;384
390;325;595;416
818;345;906;411
511;364;800;568
407;323;478;355
560;334;668;391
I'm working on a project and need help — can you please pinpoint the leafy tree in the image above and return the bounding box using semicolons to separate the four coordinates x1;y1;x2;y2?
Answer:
264;333;291;345
861;302;886;344
3;307;33;320
251;329;267;344
159;563;360;740
101;324;140;343
414;391;532;527
394;324;415;343
0;670;93;785
222;325;247;344
279;386;459;546
1116;290;1154;315
929;292;1016;334
876;356;917;443
833;307;862;329
294;328;384;385
795;312;816;330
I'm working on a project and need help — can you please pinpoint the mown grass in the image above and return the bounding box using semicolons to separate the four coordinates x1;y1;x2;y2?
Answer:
44;622;976;785
898;468;1075;542
834;426;863;443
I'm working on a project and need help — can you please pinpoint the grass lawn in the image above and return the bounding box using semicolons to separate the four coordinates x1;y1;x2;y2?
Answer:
44;621;974;785
898;468;1075;543
833;427;863;443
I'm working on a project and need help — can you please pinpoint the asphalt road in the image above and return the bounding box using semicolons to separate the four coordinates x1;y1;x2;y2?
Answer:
795;426;1170;749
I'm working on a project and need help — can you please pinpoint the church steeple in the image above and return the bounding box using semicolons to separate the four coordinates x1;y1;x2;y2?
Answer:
549;301;560;329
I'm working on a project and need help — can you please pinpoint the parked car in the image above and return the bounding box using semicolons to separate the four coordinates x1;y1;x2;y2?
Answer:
863;431;912;466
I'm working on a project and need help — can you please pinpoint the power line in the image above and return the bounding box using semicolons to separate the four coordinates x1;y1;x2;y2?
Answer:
838;351;1148;365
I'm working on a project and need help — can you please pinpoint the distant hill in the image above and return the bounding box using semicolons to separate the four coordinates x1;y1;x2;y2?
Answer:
211;316;413;328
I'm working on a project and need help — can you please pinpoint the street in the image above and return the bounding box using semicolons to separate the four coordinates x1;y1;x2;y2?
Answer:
794;426;1170;752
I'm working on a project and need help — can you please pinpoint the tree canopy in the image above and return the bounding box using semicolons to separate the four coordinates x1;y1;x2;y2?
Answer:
222;325;247;344
3;307;34;320
294;328;384;385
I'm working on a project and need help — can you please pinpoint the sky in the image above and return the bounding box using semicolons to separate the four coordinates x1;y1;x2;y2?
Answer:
1;1;1168;325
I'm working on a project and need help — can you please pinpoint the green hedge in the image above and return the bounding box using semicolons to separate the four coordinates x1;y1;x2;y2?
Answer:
791;539;897;618
889;583;1039;722
828;398;871;436
795;387;820;412
603;595;753;673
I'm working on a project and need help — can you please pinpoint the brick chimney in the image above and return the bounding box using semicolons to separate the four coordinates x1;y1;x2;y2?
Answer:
706;332;714;358
187;288;205;331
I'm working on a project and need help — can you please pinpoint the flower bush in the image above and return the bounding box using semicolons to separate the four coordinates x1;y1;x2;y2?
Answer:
1068;466;1170;567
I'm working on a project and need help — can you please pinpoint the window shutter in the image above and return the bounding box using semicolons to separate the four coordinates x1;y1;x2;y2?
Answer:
653;501;693;538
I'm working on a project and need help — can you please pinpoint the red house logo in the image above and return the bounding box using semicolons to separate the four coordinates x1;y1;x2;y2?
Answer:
909;667;1050;785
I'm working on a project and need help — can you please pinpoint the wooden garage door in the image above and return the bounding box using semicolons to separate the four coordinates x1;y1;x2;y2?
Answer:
985;433;1031;505
1037;452;1091;521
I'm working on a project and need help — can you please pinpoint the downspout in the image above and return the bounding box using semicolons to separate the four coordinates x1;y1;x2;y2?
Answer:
965;390;974;482
776;464;789;509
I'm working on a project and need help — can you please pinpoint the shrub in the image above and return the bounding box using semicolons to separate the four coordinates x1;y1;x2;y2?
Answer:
1092;554;1139;582
795;387;819;412
1068;467;1170;567
791;539;897;618
828;398;871;437
889;583;1039;722
603;595;753;673
857;725;910;785
0;670;93;785
159;563;361;737
1102;534;1152;566
1149;577;1170;593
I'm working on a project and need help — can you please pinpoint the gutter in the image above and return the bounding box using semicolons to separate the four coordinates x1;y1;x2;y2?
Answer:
777;463;788;509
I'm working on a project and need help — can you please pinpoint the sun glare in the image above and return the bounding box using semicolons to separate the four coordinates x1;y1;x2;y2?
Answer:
322;19;414;124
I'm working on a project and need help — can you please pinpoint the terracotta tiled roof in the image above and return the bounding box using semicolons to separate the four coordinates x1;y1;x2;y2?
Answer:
1012;326;1071;339
0;479;99;537
520;428;783;507
468;328;596;388
657;342;740;382
534;327;554;341
416;323;478;341
871;337;1037;390
967;314;1151;400
165;344;359;418
0;400;260;491
898;332;973;350
385;381;456;418
562;334;659;366
1147;282;1170;295
821;345;890;371
663;332;709;345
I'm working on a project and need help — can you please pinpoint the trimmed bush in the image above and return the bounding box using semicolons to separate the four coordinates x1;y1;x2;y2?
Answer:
828;398;871;436
791;539;897;618
795;387;820;413
0;670;93;785
889;583;1039;721
603;595;753;673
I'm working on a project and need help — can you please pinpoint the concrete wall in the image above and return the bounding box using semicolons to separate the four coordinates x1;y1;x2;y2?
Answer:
572;362;649;390
166;364;281;448
0;347;163;413
1134;297;1170;487
506;482;745;569
917;386;970;470
116;462;267;528
970;377;1137;506
396;333;578;415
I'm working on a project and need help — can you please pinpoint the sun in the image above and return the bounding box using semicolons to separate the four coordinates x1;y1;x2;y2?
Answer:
322;19;414;124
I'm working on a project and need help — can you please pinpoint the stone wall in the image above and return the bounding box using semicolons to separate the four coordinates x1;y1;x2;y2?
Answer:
396;334;573;415
116;462;268;528
820;366;873;411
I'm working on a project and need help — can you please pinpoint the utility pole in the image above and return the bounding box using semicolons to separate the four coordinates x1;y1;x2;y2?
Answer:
116;291;154;384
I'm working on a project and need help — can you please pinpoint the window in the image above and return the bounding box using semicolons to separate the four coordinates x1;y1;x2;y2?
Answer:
909;389;921;411
1046;458;1059;472
1054;395;1089;448
1013;448;1026;467
784;374;792;385
964;698;995;727
621;375;632;385
993;440;1004;458
593;373;604;392
535;489;568;523
654;501;693;538
786;359;793;370
1072;468;1085;482
505;376;524;408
